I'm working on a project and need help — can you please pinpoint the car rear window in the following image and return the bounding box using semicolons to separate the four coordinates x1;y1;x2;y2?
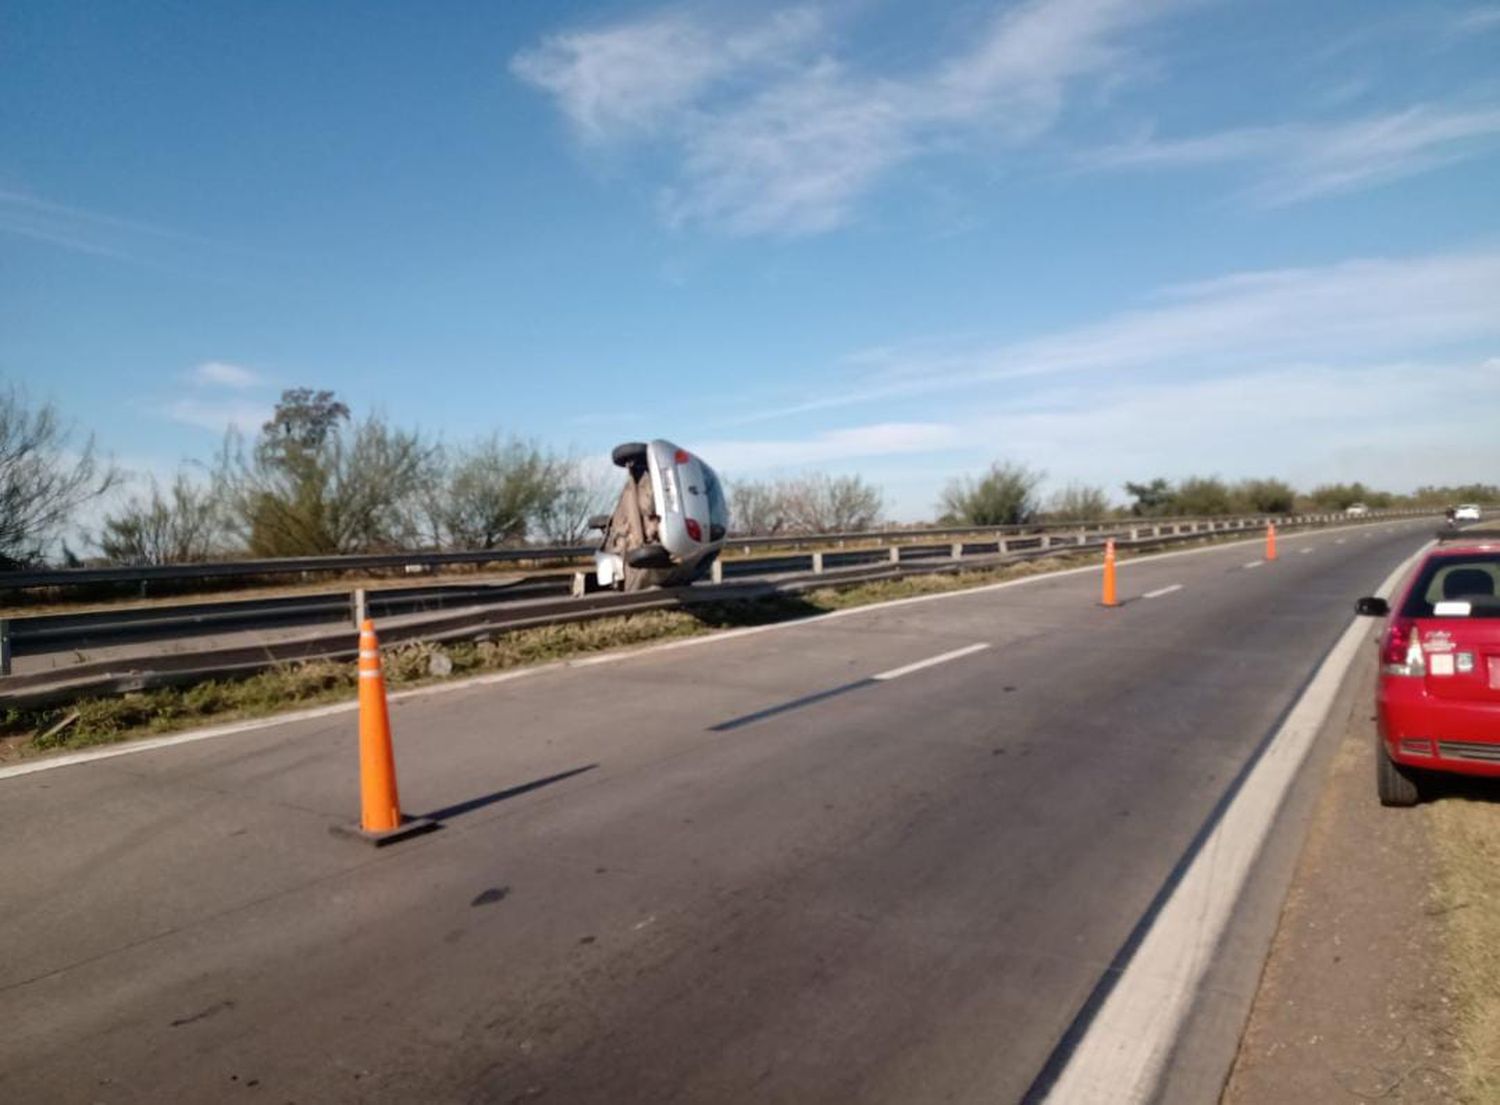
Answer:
1401;554;1500;618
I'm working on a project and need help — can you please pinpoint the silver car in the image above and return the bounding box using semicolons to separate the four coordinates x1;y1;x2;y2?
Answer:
592;440;729;591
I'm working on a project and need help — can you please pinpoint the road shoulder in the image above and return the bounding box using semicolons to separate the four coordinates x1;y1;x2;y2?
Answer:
1221;657;1460;1103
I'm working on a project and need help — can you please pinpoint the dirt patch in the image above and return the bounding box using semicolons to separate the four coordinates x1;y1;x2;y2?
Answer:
1222;662;1461;1103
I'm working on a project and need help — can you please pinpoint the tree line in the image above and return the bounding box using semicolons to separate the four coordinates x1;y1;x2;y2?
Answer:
2;384;1495;567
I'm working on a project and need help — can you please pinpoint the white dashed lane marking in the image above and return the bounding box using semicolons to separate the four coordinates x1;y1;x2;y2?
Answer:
1142;584;1183;599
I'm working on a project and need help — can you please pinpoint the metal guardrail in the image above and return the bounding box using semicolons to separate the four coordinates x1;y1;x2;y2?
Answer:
3;512;1426;659
0;510;1427;592
0;510;1436;709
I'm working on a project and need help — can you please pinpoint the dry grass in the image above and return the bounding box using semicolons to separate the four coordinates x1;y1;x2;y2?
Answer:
1427;796;1500;1103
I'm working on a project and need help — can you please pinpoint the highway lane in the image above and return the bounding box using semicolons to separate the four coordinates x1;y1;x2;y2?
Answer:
0;522;1431;1104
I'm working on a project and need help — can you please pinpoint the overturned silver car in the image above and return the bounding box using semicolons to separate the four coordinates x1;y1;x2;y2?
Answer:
590;440;729;591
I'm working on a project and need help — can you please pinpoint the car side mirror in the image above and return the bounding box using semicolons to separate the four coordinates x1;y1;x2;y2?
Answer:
1354;596;1389;617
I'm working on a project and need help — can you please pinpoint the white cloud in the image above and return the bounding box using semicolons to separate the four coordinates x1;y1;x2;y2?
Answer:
700;421;961;471
165;397;271;434
1453;6;1500;34
516;1;1182;234
1087;103;1500;205
953;358;1500;492
188;361;263;389
511;8;823;142
734;248;1500;421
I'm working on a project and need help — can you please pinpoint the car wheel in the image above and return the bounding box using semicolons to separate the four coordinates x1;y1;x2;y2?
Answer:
625;543;673;569
612;442;649;468
1376;742;1422;807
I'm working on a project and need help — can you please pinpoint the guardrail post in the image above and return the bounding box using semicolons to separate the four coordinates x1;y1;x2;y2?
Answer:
711;559;724;583
1039;534;1052;550
1129;527;1140;541
951;542;963;559
812;552;824;573
570;572;587;598
0;618;10;677
352;587;367;629
889;546;900;564
1076;527;1087;546
997;538;1009;555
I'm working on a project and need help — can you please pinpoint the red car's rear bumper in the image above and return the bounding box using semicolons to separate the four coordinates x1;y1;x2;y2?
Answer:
1379;677;1500;777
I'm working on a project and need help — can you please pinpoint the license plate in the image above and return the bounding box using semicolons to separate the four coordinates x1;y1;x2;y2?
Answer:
1490;656;1500;690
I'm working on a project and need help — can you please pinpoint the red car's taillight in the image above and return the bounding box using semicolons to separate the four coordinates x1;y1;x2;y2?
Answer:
1381;617;1426;677
684;518;702;542
675;449;691;464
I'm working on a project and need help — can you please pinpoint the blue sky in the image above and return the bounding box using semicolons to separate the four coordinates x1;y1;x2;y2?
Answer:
4;0;1499;520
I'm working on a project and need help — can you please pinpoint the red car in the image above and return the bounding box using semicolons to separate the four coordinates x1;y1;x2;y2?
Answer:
1357;536;1500;806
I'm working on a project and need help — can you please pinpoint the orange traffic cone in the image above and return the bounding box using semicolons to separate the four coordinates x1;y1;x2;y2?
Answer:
1101;538;1119;608
336;620;436;845
1266;521;1278;562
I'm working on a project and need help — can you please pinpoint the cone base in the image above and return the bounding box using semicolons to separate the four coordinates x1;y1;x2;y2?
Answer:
330;816;440;848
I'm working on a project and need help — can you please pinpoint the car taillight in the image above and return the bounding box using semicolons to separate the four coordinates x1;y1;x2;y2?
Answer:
675;449;691;464
1381;618;1426;677
684;518;702;542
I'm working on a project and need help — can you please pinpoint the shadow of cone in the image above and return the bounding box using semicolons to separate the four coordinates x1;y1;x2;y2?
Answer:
332;620;439;846
1101;538;1119;608
1266;522;1278;562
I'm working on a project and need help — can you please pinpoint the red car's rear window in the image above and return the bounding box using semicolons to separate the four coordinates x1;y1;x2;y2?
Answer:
1400;553;1500;619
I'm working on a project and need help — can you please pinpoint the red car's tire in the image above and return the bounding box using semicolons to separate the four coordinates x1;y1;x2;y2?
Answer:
1376;740;1422;807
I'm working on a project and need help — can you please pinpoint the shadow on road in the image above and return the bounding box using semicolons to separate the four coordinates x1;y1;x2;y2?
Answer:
416;764;598;822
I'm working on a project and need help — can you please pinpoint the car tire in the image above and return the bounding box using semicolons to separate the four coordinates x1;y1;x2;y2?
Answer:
1376;742;1422;807
625;543;673;569
612;442;649;468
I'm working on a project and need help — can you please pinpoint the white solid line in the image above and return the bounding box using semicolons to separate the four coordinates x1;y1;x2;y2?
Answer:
872;642;990;681
1300;548;1314;555
1243;561;1263;569
1039;544;1427;1104
0;517;1427;782
1142;584;1183;599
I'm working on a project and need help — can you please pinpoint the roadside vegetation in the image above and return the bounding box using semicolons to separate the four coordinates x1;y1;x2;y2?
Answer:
1428;798;1500;1102
4;383;1494;574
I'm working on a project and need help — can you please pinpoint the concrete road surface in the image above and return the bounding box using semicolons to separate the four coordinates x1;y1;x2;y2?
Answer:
0;522;1430;1104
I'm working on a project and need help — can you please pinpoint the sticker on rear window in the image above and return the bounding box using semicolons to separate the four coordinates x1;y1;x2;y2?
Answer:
1430;653;1456;676
1434;601;1472;617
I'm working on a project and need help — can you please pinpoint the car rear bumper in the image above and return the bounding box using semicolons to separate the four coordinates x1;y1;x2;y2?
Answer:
1379;679;1500;777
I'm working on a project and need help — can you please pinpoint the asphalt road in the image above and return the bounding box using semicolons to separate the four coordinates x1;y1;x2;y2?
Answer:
0;521;1431;1104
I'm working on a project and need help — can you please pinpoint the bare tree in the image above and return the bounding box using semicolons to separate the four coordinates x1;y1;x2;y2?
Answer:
783;473;884;532
1045;483;1110;521
728;479;792;536
938;461;1042;526
96;472;225;564
0;386;119;566
534;458;618;544
438;434;568;549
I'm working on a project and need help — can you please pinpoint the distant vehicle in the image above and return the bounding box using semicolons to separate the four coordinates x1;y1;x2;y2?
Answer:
1355;537;1500;806
1454;504;1482;522
1344;503;1370;517
590;440;728;591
